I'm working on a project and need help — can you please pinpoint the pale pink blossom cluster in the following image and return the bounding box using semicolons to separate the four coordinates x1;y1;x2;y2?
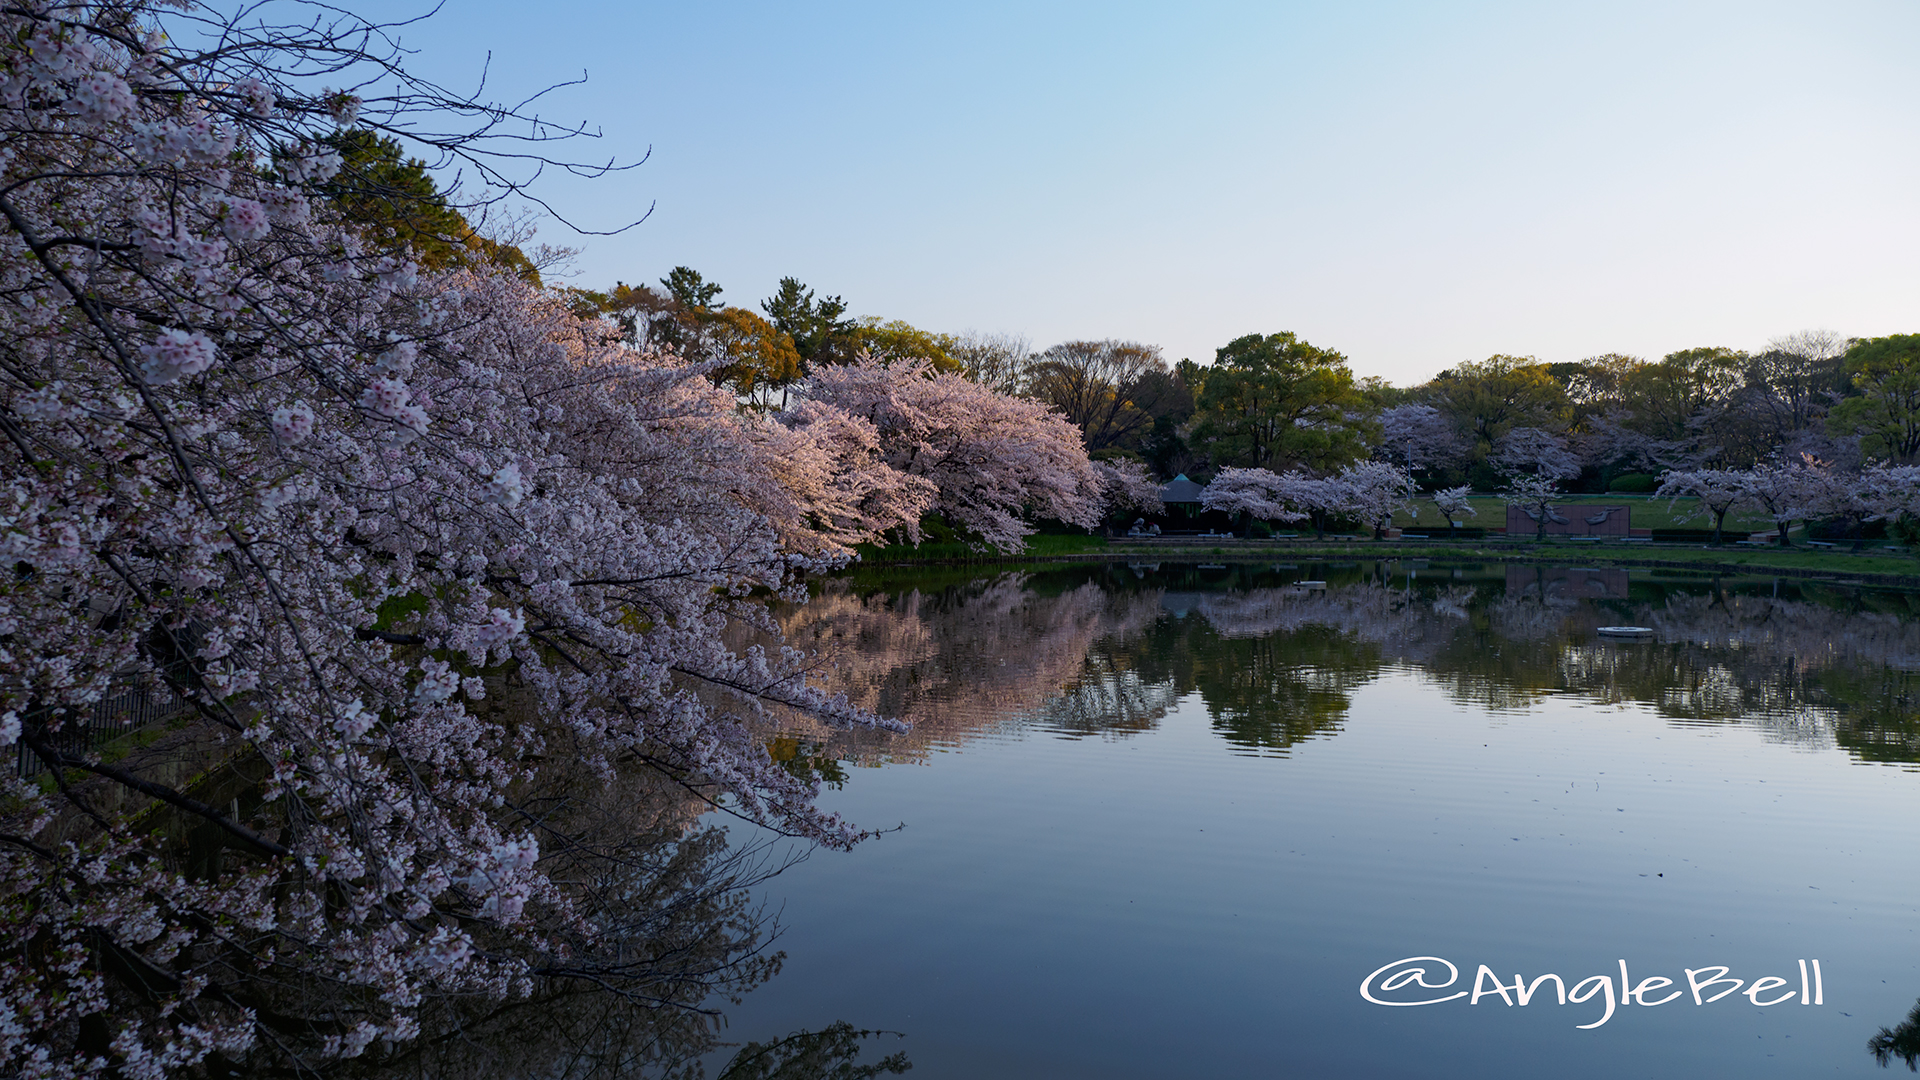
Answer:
218;197;270;241
232;77;274;118
1377;403;1467;472
1201;462;1415;537
1428;483;1478;528
135;328;217;384
800;356;1105;551
275;141;341;183
131;112;236;164
269;402;314;443
355;375;429;441
0;3;979;1075
1093;458;1165;516
1659;456;1920;546
68;71;135;122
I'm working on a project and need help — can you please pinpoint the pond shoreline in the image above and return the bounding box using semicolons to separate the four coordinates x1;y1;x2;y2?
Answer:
855;540;1920;588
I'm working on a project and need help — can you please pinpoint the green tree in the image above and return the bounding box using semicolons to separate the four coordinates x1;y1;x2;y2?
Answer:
1425;355;1570;464
563;280;672;349
1189;332;1372;472
568;270;802;410
706;307;804;409
1829;334;1920;462
845;317;962;372
1134;366;1197;477
1547;353;1642;408
310;131;540;284
661;265;725;310
762;277;856;367
1614;346;1745;445
649;266;727;359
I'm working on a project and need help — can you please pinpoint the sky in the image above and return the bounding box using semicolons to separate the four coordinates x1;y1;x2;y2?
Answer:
386;0;1920;386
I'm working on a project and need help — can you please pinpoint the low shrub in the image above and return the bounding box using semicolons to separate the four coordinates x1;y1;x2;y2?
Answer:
1650;528;1723;543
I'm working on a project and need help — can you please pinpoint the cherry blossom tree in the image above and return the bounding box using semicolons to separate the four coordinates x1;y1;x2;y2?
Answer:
1742;459;1825;548
798;356;1104;551
1198;467;1309;531
755;399;938;555
1502;473;1565;541
1337;461;1416;537
1429;484;1477;530
1493;428;1578;540
1858;462;1920;542
0;4;907;1076
1490;426;1581;480
1656;468;1751;545
1378;403;1466;473
1200;463;1410;539
1793;457;1874;548
1092;458;1165;518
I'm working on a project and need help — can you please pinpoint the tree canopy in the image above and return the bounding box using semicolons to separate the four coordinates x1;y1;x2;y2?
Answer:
1189;332;1372;473
1426;355;1570;465
314;130;541;284
1830;334;1920;463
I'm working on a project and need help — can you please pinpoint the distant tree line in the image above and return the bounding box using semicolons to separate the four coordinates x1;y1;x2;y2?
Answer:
571;267;1920;542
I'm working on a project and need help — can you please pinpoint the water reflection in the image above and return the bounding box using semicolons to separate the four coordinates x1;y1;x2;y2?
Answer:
714;1023;910;1080
1873;999;1920;1071
782;563;1920;768
777;576;1164;758
352;751;912;1080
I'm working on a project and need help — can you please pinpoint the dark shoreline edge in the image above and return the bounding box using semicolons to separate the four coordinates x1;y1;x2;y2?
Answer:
852;542;1920;589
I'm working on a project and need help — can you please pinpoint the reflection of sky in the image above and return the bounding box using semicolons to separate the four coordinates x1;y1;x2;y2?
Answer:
723;671;1920;1079
726;569;1920;1076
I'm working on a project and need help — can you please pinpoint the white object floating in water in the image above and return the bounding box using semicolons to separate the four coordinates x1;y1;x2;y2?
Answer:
1597;626;1654;638
1296;580;1328;589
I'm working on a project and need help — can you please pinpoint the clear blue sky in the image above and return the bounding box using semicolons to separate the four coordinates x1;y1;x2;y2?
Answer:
393;0;1920;385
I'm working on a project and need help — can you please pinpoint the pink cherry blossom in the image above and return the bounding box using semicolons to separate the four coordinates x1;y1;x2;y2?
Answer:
0;3;920;1074
270;402;314;443
219;197;270;241
136;328;217;384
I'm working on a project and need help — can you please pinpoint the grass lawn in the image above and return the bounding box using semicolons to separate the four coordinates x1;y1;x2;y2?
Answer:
846;497;1920;584
854;528;1920;584
853;531;1109;563
1394;494;1779;534
1101;534;1920;582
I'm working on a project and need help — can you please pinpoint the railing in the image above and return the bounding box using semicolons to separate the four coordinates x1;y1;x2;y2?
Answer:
14;682;187;780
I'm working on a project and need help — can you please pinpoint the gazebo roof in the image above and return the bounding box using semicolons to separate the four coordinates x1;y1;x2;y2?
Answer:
1161;473;1205;504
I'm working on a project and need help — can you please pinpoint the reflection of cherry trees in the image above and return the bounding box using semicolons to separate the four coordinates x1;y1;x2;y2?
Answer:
775;576;1166;760
1025;663;1185;740
1624;591;1920;758
1638;592;1920;669
1195;585;1469;655
770;568;1920;770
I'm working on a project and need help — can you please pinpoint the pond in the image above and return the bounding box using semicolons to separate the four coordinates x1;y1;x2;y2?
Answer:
707;561;1920;1078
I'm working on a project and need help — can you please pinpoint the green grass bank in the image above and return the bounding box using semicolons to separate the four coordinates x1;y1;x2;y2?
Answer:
852;531;1920;588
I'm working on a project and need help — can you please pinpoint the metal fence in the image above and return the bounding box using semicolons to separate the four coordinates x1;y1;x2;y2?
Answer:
14;682;187;780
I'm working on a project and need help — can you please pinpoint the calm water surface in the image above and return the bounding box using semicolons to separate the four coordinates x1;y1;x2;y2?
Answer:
714;562;1920;1078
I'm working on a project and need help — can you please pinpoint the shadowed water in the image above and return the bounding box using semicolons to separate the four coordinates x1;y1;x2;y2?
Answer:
709;561;1920;1078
